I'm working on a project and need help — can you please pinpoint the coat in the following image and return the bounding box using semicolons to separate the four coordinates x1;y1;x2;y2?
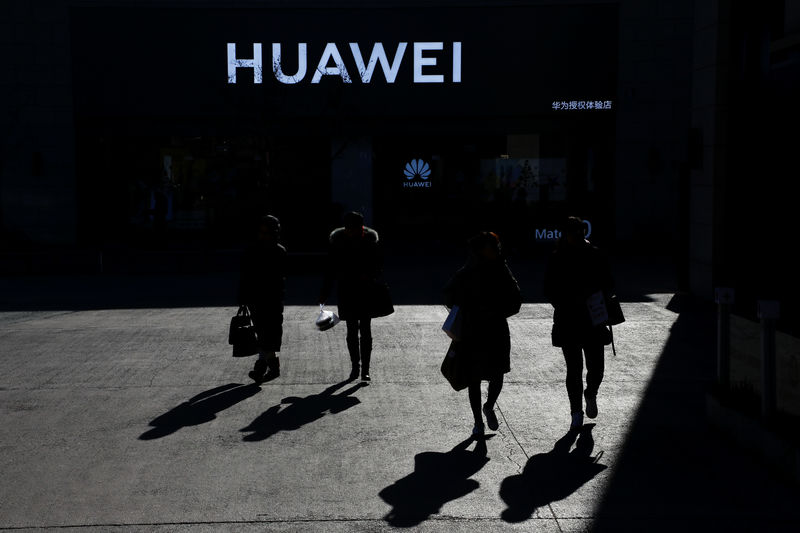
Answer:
238;240;286;352
320;226;388;320
443;257;522;379
543;239;614;348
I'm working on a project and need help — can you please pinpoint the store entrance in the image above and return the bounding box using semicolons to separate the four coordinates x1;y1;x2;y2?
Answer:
372;127;615;257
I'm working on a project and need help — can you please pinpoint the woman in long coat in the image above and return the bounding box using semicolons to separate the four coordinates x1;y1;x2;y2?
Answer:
239;214;286;383
444;232;522;436
543;216;615;431
320;211;391;381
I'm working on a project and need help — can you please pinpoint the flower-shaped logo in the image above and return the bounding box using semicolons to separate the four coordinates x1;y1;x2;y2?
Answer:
404;159;431;180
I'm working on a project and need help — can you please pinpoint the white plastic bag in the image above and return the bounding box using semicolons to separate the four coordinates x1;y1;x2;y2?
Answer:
315;304;340;331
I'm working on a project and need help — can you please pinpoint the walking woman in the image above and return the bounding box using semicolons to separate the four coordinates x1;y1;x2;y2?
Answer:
544;216;615;431
444;232;522;436
320;211;391;381
239;214;286;383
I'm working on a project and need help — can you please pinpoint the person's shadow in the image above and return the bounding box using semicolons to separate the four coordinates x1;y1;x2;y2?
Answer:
499;424;607;522
139;383;261;440
378;436;492;528
240;379;367;441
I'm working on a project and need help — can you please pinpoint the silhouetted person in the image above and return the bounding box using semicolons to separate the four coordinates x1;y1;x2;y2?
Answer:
239;214;286;383
320;211;385;381
543;216;615;431
444;231;521;436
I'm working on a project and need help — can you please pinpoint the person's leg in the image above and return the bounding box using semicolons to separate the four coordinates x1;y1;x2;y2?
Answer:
583;342;605;417
486;376;504;408
359;318;372;380
345;319;360;380
260;311;283;380
468;381;484;434
562;345;585;428
247;305;268;382
483;375;503;430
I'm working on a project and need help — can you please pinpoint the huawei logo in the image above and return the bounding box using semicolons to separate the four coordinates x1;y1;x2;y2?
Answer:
404;159;431;180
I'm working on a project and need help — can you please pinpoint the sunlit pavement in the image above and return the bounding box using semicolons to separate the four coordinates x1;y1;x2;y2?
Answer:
1;297;800;532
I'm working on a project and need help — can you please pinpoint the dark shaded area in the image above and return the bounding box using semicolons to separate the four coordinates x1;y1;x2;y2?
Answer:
378;436;491;528
589;295;800;532
714;2;800;338
240;379;366;441
0;242;678;310
499;424;606;523
139;383;260;440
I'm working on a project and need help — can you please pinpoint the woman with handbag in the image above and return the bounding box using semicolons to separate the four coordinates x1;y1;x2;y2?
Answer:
543;216;616;431
239;214;287;383
320;211;393;382
443;232;522;436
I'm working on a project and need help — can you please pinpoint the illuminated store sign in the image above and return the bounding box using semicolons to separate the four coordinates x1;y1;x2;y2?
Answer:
552;100;613;110
402;159;432;188
535;220;592;241
227;42;462;84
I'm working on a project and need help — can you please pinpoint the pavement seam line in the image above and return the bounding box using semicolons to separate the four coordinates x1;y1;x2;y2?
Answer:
0;515;555;530
497;401;565;533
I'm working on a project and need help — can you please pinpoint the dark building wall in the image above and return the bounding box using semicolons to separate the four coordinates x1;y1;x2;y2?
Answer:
0;0;77;247
614;0;694;257
2;0;703;290
689;0;800;334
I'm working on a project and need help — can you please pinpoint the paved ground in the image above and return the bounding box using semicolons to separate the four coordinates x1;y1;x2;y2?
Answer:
2;258;800;532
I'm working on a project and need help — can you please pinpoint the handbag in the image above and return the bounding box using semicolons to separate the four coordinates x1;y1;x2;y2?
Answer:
440;340;470;391
605;293;624;356
442;305;463;341
369;280;395;318
606;293;625;326
229;305;258;357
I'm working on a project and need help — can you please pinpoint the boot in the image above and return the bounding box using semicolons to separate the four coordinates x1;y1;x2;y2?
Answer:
263;356;280;381
360;336;372;381
347;336;360;381
248;358;267;384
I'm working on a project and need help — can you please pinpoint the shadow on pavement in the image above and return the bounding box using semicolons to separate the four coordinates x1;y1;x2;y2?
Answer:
499;424;607;522
139;383;261;440
378;436;492;528
239;379;367;441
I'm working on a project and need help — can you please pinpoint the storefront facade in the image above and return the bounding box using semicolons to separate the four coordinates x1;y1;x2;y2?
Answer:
68;2;618;253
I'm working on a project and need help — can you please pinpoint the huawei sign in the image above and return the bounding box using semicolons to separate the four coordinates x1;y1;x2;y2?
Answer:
227;42;462;84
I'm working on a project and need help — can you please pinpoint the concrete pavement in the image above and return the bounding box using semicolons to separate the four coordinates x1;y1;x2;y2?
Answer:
2;276;800;531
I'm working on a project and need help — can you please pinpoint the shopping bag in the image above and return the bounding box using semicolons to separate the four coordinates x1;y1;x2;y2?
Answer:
442;305;463;341
229;305;258;357
586;291;609;327
316;304;340;331
441;340;470;391
606;293;625;326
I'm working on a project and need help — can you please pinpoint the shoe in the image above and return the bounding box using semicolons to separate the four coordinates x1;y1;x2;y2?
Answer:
263;357;281;381
361;371;371;382
248;359;267;384
472;423;485;436
584;392;598;419
483;403;499;431
348;366;359;381
570;411;584;431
